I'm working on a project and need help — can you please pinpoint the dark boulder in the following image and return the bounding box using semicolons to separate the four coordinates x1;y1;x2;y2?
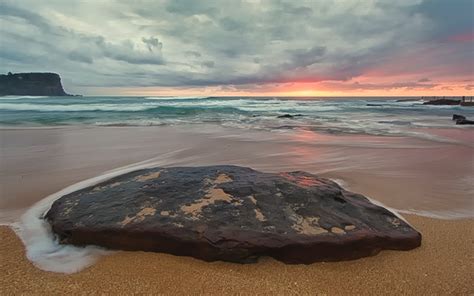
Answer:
456;119;474;125
46;165;421;264
452;114;466;121
423;99;460;105
277;114;303;119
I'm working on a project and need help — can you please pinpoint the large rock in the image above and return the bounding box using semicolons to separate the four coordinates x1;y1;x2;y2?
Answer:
456;118;474;125
423;99;460;105
46;166;421;264
452;114;466;121
0;72;70;96
277;114;303;119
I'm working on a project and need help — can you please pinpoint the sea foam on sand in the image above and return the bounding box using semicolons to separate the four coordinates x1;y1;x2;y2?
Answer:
8;151;185;274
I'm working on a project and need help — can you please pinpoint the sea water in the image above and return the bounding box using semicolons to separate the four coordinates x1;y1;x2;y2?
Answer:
1;96;473;140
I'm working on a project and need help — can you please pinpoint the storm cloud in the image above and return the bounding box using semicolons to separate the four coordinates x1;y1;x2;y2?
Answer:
0;0;472;95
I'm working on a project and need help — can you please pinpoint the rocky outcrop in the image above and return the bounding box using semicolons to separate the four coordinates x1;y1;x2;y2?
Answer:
46;165;421;264
277;114;303;119
423;99;460;105
452;114;466;121
0;72;69;96
456;119;474;125
452;114;474;125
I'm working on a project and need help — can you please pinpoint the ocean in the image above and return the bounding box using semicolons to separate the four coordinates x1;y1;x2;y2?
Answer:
1;96;473;273
1;96;473;141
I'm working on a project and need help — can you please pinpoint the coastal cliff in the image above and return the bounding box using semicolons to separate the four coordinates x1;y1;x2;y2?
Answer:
0;72;70;96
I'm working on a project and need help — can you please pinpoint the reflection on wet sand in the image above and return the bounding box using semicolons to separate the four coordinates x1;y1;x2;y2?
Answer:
0;125;472;223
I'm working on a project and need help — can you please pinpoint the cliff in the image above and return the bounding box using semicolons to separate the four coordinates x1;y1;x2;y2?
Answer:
0;72;70;96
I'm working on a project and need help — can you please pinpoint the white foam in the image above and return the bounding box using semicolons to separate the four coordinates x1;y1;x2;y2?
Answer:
331;178;473;221
144;96;209;100
331;178;410;224
0;95;48;100
9;149;186;274
397;209;474;220
0;102;159;112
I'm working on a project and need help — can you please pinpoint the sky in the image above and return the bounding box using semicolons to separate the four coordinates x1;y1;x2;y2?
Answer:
0;0;473;96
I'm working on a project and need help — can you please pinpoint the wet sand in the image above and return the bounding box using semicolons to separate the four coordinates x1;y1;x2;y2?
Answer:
1;125;472;219
1;216;473;295
1;125;473;294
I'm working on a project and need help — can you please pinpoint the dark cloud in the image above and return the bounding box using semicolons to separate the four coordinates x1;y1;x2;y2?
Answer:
185;50;202;58
141;36;163;52
286;46;327;69
219;17;244;32
415;0;474;38
0;0;471;93
165;0;217;16
68;51;93;64
200;61;215;68
0;2;54;34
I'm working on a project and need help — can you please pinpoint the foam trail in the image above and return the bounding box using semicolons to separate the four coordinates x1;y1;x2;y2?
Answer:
11;149;186;274
331;178;473;221
397;209;474;220
331;178;410;224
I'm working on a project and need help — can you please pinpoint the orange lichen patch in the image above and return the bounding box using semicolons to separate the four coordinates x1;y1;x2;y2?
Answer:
61;201;79;217
207;188;233;201
120;207;156;227
297;176;324;187
134;171;161;182
390;217;401;227
345;225;356;231
279;173;323;187
160;211;170;216
331;227;346;234
214;173;233;184
93;182;122;191
248;195;257;204
254;208;266;222
181;188;234;217
292;216;328;235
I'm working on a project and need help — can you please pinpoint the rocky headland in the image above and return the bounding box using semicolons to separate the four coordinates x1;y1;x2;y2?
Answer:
0;72;70;96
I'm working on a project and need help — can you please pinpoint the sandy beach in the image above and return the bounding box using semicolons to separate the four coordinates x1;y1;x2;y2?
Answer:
1;216;473;295
1;126;473;294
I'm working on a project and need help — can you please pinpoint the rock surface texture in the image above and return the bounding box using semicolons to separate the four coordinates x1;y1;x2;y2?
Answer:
46;166;422;263
0;72;69;96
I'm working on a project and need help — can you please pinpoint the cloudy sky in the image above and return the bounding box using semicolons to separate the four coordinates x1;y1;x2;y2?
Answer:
1;0;473;96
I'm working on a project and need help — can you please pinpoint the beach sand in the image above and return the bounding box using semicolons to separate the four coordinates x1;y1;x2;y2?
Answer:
1;126;473;294
1;216;473;295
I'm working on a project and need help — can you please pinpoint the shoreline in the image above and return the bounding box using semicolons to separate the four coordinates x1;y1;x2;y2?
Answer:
1;215;473;294
1;125;472;219
1;124;473;293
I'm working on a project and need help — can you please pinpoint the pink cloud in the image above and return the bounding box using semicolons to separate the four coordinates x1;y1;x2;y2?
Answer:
448;31;474;42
